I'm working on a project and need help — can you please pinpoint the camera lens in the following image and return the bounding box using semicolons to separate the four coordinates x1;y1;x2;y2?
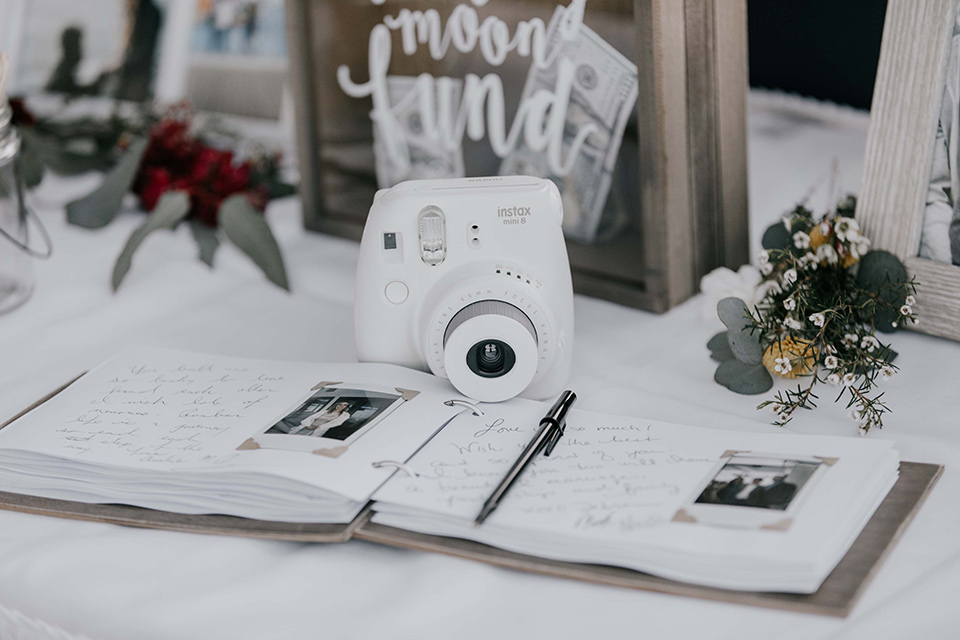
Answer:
439;299;538;401
467;339;515;378
479;342;504;372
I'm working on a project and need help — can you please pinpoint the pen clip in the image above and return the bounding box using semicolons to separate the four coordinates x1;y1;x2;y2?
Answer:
543;425;563;456
540;390;576;457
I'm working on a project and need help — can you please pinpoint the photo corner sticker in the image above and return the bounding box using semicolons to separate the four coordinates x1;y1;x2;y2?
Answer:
675;452;832;531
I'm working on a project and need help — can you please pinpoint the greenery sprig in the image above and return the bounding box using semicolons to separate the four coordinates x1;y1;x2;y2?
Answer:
709;196;918;435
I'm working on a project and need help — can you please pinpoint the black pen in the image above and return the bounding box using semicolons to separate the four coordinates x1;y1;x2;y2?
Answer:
474;390;577;526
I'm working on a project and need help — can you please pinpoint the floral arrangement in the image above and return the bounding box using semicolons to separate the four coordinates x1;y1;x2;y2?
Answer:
11;99;295;290
707;196;918;434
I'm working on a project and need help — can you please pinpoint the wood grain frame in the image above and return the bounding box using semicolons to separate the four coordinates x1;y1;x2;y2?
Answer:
284;0;749;312
858;0;960;340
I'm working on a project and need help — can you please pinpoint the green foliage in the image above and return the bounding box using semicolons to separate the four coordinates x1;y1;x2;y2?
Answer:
189;219;219;267
219;195;290;291
740;195;917;433
707;331;735;362
66;137;148;229
761;221;792;250
715;360;773;395
717;297;763;365
19;101;293;292
112;191;190;291
857;250;909;333
15;136;45;188
18;127;116;176
710;302;773;393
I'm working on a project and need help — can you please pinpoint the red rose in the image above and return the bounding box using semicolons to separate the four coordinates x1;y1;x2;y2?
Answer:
213;160;250;196
133;116;265;227
142;118;198;170
137;167;172;211
190;147;227;182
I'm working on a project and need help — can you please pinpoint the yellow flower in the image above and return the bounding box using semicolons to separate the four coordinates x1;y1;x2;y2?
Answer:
809;224;832;249
763;337;816;378
842;252;860;268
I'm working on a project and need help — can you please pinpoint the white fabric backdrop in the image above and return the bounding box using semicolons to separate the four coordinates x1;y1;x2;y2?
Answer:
0;93;956;640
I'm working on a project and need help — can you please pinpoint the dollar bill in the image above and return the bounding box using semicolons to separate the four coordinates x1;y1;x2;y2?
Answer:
374;76;465;188
499;9;639;243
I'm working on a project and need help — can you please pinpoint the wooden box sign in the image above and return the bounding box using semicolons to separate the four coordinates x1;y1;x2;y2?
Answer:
285;0;749;311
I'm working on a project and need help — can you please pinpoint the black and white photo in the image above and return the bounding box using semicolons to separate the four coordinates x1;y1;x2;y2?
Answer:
241;384;411;456
264;386;403;445
695;454;822;511
679;452;830;530
920;6;960;265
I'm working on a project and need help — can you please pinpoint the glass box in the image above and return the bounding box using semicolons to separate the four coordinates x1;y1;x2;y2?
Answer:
285;0;749;311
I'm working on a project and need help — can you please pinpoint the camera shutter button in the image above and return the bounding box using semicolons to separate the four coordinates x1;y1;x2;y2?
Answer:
385;281;409;304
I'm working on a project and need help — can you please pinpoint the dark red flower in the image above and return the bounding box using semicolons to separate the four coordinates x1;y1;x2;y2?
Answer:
9;98;36;127
137;167;172;211
192;190;223;228
141;118;199;170
190;147;226;182
213;159;250;196
133;114;264;227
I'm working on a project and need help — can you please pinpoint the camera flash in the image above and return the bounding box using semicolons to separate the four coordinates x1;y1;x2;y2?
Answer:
418;207;446;265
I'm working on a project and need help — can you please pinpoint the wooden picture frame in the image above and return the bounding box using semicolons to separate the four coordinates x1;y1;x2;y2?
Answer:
858;0;960;340
284;0;749;312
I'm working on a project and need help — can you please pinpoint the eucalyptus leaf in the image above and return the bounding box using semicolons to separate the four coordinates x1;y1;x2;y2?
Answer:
857;250;909;333
709;343;735;363
189;219;220;267
267;181;298;200
112;191;190;291
717;297;763;365
714;360;774;395
16;137;45;188
877;345;898;364
66;137;148;229
761;221;791;250
219;195;290;291
707;331;728;352
18;127;115;176
707;331;736;362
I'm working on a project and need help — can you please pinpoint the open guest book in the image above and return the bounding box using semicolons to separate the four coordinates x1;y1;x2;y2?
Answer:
0;348;941;615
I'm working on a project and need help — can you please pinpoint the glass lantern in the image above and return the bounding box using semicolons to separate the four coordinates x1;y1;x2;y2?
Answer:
0;101;50;315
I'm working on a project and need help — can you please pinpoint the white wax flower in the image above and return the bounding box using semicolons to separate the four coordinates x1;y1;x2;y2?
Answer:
699;264;763;321
784;317;803;330
816;244;839;265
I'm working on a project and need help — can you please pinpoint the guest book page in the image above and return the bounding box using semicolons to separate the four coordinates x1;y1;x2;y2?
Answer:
372;400;899;554
0;347;462;502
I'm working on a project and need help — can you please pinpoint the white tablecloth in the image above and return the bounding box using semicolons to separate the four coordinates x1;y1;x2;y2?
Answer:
0;93;955;640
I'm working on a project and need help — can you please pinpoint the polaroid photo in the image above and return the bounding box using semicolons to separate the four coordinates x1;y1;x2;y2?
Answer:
242;383;409;457
674;452;834;531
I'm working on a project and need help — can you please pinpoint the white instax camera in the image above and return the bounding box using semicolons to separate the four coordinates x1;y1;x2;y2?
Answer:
355;176;574;402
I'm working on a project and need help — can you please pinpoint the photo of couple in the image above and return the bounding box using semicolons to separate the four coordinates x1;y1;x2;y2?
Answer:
695;455;822;511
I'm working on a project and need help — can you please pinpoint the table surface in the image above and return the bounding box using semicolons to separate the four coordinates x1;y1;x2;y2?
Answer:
0;92;956;640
